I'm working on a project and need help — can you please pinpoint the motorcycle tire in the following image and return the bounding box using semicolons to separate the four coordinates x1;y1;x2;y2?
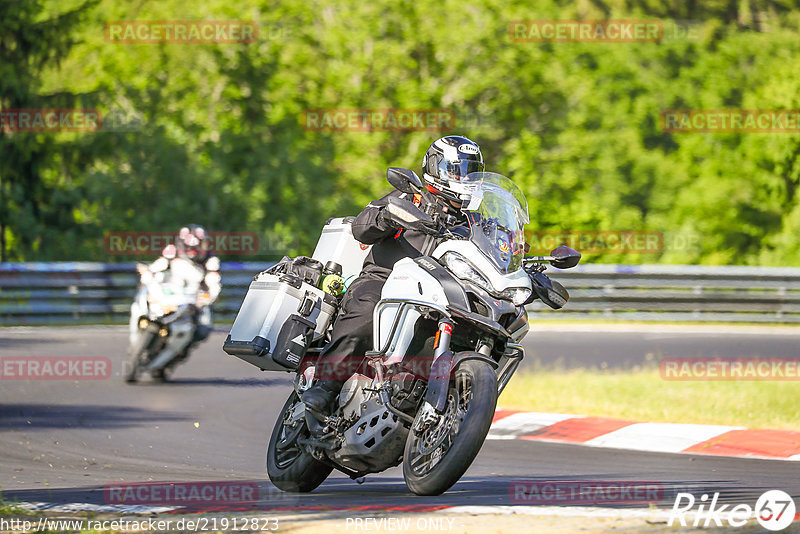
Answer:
267;392;333;492
124;330;154;383
402;356;498;496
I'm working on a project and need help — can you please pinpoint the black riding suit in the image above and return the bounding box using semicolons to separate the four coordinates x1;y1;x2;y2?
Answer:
315;189;465;382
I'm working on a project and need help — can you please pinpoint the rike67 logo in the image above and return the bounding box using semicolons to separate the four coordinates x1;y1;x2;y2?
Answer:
669;490;796;531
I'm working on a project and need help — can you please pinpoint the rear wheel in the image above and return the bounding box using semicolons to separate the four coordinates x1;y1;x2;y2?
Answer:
267;392;333;492
403;357;497;496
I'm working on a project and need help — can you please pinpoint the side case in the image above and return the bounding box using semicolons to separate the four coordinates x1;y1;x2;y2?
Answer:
312;217;372;282
223;272;337;371
272;314;316;368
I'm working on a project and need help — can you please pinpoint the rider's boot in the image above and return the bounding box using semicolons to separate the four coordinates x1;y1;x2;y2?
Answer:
302;379;344;414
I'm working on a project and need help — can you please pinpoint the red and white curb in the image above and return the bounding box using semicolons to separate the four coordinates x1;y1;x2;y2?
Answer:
490;410;800;461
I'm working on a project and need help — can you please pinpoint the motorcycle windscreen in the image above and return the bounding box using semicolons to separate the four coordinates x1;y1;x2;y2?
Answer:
460;173;528;274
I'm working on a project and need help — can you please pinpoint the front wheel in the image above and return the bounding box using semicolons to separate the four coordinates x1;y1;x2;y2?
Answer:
124;330;154;383
403;357;498;496
150;368;170;383
267;392;333;492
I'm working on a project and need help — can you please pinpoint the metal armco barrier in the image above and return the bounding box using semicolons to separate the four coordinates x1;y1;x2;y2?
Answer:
1;262;799;325
530;263;800;323
0;262;271;325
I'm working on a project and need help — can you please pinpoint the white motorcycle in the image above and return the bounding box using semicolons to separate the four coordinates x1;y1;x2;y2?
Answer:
224;169;580;495
125;266;211;383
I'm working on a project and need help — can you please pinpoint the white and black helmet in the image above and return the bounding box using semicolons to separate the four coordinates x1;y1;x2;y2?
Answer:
422;135;485;202
176;224;209;263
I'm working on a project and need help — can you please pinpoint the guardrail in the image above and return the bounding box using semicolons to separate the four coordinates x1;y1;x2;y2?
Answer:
530;263;800;323
1;262;799;325
0;262;270;325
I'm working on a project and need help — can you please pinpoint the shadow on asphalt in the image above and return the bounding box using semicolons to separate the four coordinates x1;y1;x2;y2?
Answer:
0;337;61;349
154;378;293;388
0;403;189;430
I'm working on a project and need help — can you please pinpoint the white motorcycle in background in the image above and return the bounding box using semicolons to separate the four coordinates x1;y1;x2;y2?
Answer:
125;265;212;383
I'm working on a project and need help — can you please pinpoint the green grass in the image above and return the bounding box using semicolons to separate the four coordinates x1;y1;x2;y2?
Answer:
500;368;800;430
0;498;31;516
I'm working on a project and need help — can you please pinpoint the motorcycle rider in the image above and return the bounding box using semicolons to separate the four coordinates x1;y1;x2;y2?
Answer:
136;225;222;360
302;136;486;413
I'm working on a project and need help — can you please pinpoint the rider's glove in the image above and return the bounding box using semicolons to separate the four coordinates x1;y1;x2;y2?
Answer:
377;206;400;230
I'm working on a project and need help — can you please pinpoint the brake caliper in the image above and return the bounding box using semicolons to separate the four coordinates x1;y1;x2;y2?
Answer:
412;401;440;434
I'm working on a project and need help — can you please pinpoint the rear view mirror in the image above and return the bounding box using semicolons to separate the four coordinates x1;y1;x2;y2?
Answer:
387;167;424;194
549;245;581;269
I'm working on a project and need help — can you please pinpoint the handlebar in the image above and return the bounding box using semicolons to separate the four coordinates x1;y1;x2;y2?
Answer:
523;246;582;270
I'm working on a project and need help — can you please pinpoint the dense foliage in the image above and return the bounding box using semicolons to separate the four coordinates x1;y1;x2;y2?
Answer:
2;0;800;265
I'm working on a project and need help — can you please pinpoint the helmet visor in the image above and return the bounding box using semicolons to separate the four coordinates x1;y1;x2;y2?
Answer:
178;227;208;259
438;158;485;181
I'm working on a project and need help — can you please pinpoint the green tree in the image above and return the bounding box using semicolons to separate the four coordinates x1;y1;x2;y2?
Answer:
6;0;800;266
0;0;99;261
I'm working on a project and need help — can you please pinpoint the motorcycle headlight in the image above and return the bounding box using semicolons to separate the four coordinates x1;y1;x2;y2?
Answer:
500;287;532;306
442;252;493;293
443;253;531;305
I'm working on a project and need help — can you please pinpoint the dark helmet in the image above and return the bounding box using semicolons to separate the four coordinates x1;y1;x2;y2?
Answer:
176;224;209;262
422;135;485;202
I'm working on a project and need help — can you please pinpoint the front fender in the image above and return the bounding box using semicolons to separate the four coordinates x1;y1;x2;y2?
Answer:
424;351;498;412
453;351;498;371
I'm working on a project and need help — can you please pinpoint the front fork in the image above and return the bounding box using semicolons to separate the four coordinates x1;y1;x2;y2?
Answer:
414;319;455;431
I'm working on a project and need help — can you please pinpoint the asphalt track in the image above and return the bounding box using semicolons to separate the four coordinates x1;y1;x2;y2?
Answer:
1;326;799;516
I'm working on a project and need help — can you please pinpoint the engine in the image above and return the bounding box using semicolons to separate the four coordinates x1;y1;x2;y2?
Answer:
329;373;410;474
